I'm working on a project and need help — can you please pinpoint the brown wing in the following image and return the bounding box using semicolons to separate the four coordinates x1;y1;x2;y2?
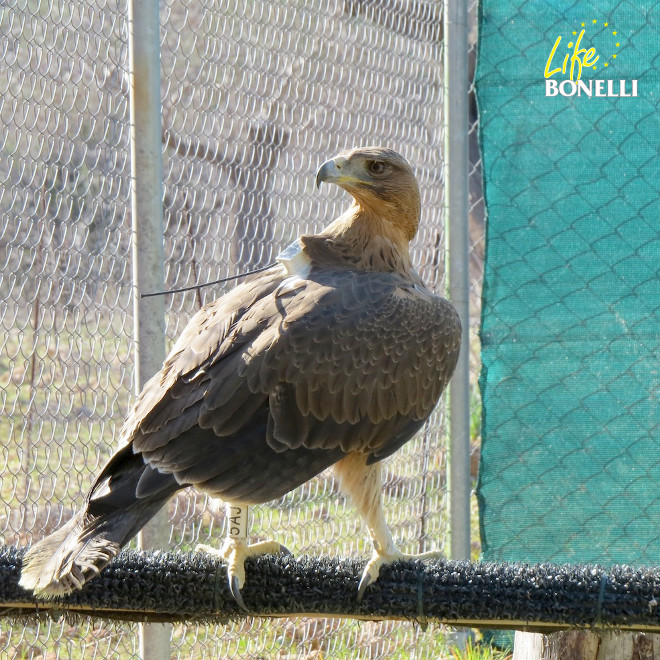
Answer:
123;264;460;500
233;268;461;451
122;266;285;445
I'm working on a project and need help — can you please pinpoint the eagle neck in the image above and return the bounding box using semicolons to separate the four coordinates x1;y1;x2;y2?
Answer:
316;206;414;276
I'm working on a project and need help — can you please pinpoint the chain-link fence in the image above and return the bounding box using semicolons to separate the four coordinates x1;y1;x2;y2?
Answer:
0;0;485;657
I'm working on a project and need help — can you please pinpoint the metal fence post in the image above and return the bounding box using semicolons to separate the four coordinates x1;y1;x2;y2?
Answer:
445;0;472;648
444;0;471;563
129;0;171;657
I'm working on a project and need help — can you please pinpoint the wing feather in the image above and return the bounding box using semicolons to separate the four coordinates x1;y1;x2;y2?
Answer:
122;262;460;499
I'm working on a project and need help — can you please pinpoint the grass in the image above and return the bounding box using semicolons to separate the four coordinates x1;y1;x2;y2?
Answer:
0;621;511;660
452;639;512;660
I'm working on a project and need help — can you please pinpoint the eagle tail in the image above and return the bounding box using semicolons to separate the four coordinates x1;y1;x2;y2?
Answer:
19;448;181;598
18;513;121;597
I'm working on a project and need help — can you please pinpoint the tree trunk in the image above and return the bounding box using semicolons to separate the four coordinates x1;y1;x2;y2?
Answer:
513;631;660;660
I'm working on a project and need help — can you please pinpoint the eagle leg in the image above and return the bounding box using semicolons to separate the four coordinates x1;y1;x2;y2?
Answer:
196;503;290;611
335;453;443;600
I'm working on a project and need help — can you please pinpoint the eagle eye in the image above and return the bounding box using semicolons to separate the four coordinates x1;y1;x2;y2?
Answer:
366;160;388;176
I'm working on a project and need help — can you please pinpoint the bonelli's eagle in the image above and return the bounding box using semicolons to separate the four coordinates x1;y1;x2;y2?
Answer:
20;147;461;607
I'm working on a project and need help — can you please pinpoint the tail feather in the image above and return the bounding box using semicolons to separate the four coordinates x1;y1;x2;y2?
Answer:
19;514;122;597
20;447;181;598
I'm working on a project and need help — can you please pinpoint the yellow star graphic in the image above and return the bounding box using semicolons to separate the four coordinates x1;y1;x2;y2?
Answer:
604;22;609;27
592;19;597;23
573;31;577;35
613;31;617;35
604;62;609;67
612;54;617;58
593;65;597;70
616;42;620;47
581;22;585;26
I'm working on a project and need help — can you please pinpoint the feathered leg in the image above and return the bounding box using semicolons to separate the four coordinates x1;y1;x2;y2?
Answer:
335;452;443;599
196;502;290;610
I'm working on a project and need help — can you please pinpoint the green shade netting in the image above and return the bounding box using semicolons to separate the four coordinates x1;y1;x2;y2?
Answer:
476;0;660;567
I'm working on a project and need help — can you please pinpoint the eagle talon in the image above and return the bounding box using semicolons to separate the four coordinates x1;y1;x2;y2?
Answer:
196;538;290;608
356;547;444;600
230;575;248;611
357;548;403;600
357;571;375;601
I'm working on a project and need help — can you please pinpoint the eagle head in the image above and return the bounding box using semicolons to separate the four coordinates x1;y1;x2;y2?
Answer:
316;147;421;242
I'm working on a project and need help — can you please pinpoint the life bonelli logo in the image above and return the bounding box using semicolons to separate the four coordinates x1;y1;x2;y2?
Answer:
544;19;637;97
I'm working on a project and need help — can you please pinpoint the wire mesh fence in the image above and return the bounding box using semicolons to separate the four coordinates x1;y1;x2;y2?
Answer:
0;0;484;657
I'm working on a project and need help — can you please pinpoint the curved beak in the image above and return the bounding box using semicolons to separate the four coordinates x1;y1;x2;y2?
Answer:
315;156;348;189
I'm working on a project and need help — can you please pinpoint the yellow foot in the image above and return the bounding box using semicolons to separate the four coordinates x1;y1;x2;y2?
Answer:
358;548;443;600
196;538;290;610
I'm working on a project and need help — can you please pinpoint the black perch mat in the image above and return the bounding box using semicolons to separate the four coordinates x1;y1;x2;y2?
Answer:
1;546;659;632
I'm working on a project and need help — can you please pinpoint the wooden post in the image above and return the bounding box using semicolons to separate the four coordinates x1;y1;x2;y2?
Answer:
513;631;660;660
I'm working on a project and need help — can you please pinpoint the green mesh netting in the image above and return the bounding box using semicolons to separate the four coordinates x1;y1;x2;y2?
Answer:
476;0;660;567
